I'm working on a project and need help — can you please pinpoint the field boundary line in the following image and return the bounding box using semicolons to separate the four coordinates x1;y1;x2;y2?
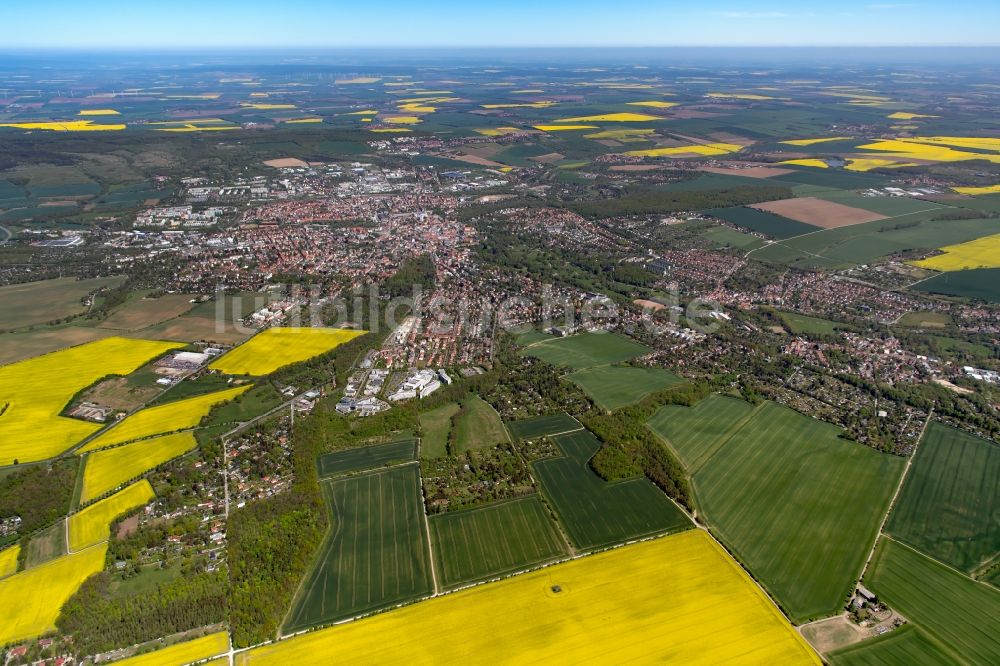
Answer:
692;400;768;474
858;409;933;583
417;464;440;596
882;534;1000;591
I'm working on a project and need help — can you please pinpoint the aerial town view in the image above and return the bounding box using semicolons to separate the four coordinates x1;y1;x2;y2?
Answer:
0;1;998;664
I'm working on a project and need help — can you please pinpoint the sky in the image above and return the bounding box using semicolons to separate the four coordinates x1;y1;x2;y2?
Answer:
3;0;999;49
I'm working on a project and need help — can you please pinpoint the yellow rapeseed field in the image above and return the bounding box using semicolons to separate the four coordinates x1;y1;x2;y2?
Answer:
155;125;239;132
283;118;323;124
624;142;743;158
912;233;1000;272
0;337;182;466
79;385;252;452
473;127;521;136
856;138;1000;165
0;120;125;131
533;125;599;131
845;158;920;172
209;327;365;376
344;110;377;115
780;158;830;168
0;542;108;645
0;544;19;578
954;184;1000;195
382;116;421;124
555;112;663;122
626;101;678;108
236;530;818;665
335;77;381;84
78;109;121;116
112;631;230;666
370;128;410;133
887;112;938;120
780;137;850;146
163;93;221;99
69;480;155;552
80;431;198;502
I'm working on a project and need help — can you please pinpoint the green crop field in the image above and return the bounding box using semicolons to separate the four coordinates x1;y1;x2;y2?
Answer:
885;422;999;574
513;328;555;346
521;332;650;369
707;206;818;239
316;439;419;478
283;465;433;632
778;311;847;336
566;365;685;411
814;191;944;217
828;625;958;666
418;403;461;459
0;276;124;330
452;396;509;452
914;268;1000;303
429;496;567;588
694;401;905;622
532;430;691;550
647;395;757;472
863;538;1000;665
506;413;582;440
702;226;767;251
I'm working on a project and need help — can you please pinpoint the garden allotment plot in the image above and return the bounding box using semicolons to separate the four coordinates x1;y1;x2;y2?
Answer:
429;495;567;588
283;464;433;632
521;331;649;369
885;422;1000;575
683;399;905;622
533;430;690;550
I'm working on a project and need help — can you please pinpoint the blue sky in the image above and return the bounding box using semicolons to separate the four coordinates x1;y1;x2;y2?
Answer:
4;1;999;49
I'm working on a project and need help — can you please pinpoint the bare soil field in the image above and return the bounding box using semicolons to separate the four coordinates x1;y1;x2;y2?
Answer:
700;165;795;178
0;327;115;366
77;376;159;412
263;157;309;168
133;315;254;345
752;197;887;228
97;294;196;331
529;152;566;164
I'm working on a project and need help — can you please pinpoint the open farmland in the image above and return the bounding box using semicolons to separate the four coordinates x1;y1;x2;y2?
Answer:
283;465;433;633
914;268;1000;303
0;544;19;578
429;495;567;588
96;294;197;331
647;395;758;472
79;384;251;452
693;401;905;622
828;624;958;666
863;538;1000;665
533;430;691;550
209;327;365;376
80;431;198;503
885;422;999;574
0;337;182;465
237;531;819;665
316;439;418;477
0;276;124;330
68;480;155;552
521;332;650;369
912;232;1000;272
751;197;886;228
0;327;116;366
24;520;66;568
0;542;108;645
566;365;685;411
506;412;582;440
111;631;230;666
707;206;819;239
